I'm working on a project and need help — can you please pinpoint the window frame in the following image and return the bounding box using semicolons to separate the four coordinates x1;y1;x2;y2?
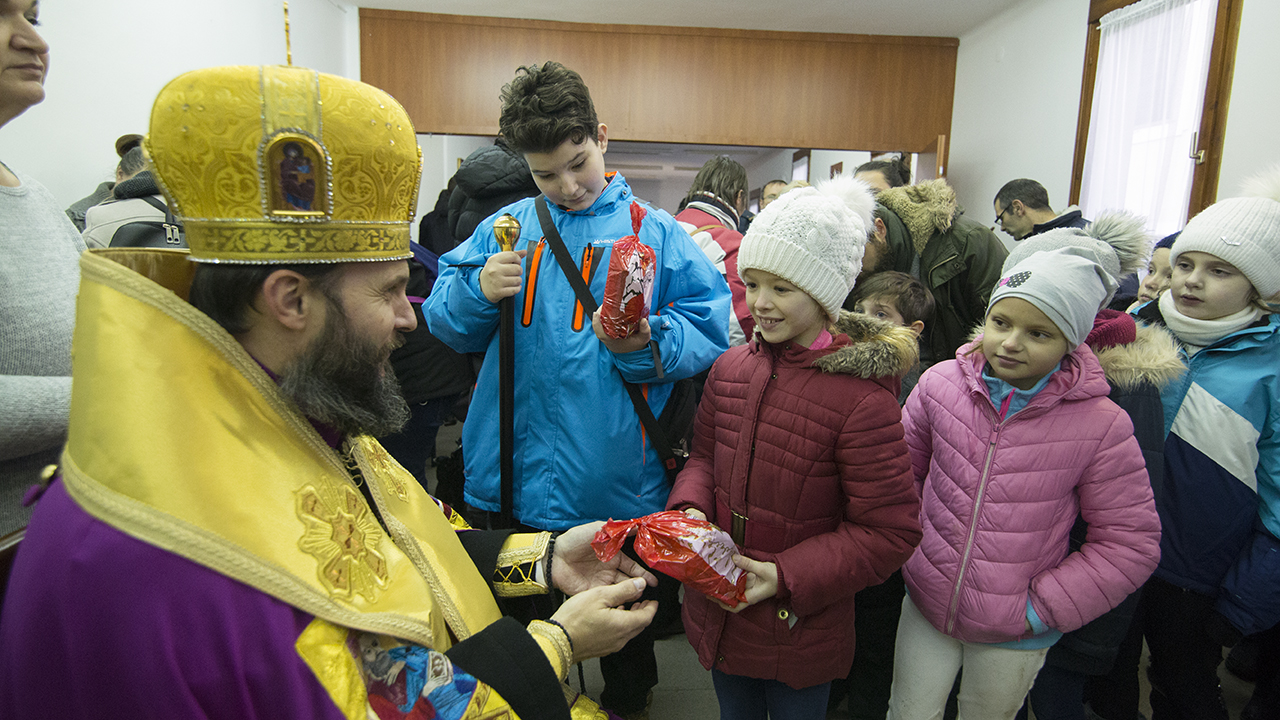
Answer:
1069;0;1244;217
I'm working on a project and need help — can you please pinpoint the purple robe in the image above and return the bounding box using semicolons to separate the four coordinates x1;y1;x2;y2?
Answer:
0;480;345;719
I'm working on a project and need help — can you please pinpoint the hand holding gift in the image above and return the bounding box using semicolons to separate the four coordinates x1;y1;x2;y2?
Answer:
591;510;748;608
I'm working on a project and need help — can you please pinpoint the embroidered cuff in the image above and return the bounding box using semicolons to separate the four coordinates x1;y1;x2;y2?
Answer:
492;531;552;597
528;620;573;681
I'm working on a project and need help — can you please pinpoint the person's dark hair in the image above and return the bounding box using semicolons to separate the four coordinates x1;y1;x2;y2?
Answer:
498;62;599;155
994;178;1051;211
686;156;747;207
116;147;149;180
189;263;343;336
855;154;911;188
1153;232;1179;252
853;270;935;326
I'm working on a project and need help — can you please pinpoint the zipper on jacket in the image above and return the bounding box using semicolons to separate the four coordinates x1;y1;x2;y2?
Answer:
945;420;1002;635
927;253;959;283
732;351;779;547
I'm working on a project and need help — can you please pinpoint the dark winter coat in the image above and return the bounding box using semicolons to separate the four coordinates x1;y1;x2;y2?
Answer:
876;181;1009;365
447;139;539;245
1044;320;1183;674
391;258;476;405
667;313;923;689
418;188;456;257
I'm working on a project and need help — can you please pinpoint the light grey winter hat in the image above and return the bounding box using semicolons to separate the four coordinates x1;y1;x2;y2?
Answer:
738;174;875;321
1001;211;1149;307
989;246;1118;348
1172;166;1280;299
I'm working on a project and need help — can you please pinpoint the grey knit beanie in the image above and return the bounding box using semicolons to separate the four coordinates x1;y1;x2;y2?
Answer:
988;246;1118;348
1172;166;1280;299
1001;211;1148;307
738;174;875;320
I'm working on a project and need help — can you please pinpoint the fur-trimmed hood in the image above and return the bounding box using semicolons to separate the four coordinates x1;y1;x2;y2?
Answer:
875;179;958;256
1094;321;1185;391
812;311;920;379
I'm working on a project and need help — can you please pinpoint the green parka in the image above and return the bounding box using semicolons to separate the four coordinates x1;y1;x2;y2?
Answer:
872;180;1008;364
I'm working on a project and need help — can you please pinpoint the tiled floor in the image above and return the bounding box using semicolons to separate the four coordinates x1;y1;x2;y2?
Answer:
426;422;1258;719
576;633;720;719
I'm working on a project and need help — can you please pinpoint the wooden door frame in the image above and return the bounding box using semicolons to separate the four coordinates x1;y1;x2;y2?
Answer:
1069;0;1243;216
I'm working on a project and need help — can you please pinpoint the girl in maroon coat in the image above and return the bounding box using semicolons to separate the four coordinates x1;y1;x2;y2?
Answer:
666;175;923;720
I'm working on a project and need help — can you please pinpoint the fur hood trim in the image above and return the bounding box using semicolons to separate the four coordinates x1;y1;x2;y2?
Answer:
876;179;957;256
814;311;920;379
1093;321;1185;391
963;321;1184;391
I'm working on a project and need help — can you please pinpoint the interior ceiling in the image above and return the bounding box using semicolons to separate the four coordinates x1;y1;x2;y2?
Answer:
357;0;1024;38
365;0;1023;179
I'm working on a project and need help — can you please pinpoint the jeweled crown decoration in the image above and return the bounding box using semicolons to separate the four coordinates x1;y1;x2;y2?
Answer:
145;65;421;264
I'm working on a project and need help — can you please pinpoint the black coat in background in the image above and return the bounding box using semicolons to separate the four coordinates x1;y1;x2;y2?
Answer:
447;138;539;246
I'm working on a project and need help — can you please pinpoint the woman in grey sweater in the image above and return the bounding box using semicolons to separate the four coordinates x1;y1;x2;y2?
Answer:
0;0;86;539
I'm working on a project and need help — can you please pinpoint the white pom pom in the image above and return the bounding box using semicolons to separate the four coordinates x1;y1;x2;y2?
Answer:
814;174;876;236
1241;165;1280;203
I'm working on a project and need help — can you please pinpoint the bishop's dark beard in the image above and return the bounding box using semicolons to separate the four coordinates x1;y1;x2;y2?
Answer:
278;297;410;438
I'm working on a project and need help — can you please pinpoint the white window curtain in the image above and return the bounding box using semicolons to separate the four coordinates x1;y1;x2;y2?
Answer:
1079;0;1217;237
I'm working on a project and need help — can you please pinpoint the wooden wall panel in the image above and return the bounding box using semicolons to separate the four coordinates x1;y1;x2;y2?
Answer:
359;10;958;152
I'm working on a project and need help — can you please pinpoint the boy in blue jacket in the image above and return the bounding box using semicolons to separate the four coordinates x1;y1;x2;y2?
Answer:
424;61;730;718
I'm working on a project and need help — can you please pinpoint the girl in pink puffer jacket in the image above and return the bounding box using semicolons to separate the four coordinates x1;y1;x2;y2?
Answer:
887;243;1161;720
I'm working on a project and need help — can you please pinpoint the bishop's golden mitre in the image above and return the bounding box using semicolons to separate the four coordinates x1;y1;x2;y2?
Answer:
145;65;420;264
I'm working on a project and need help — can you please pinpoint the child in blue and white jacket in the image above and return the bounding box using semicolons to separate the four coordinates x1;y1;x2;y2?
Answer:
1131;168;1280;720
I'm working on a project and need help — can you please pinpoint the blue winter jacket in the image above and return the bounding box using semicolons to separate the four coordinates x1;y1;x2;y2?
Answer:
1138;303;1280;637
424;174;731;530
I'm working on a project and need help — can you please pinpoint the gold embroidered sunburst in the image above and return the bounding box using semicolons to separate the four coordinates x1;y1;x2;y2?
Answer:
355;436;410;502
296;482;390;602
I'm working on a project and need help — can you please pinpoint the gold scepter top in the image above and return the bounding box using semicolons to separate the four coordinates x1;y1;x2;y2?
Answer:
493;214;521;252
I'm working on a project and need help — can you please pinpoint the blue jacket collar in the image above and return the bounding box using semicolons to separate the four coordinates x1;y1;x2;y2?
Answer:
547;172;632;218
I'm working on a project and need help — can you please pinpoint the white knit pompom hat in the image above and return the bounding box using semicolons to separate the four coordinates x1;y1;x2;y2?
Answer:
1172;165;1280;299
737;174;875;320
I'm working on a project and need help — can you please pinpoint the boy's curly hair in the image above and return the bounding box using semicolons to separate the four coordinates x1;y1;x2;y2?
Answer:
498;62;599;155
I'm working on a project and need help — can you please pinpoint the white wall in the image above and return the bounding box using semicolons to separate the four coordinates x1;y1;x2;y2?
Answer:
811;150;874;183
0;0;358;209
738;149;872;213
1216;0;1280;199
949;0;1280;247
744;148;796;204
947;0;1090;249
413;134;492;237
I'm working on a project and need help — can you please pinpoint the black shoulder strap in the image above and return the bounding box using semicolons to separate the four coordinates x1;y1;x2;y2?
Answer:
536;195;598;314
534;196;679;475
138;194;171;219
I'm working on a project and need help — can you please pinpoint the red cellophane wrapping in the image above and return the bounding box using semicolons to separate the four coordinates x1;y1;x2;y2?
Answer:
591;510;748;607
600;202;655;339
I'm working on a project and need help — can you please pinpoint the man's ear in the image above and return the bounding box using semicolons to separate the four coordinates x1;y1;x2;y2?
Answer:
258;269;323;332
908;320;925;337
1010;199;1024;215
874;217;888;241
